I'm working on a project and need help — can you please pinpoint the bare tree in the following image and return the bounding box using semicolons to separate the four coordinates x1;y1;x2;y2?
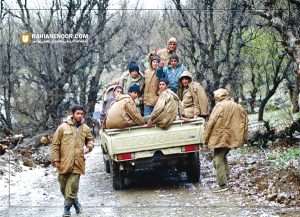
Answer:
169;0;251;103
0;3;14;135
12;0;98;129
251;0;300;112
85;0;128;120
286;71;300;113
258;52;293;121
85;3;160;120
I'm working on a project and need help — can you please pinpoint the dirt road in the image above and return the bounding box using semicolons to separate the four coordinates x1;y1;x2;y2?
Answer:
0;142;299;217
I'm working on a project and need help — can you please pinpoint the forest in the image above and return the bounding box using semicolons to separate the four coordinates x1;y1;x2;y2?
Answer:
0;0;299;137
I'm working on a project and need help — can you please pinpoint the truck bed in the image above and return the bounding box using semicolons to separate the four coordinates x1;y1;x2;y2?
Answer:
100;118;205;158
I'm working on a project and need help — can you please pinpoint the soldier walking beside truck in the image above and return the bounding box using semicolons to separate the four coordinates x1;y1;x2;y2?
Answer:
204;88;248;193
51;104;94;217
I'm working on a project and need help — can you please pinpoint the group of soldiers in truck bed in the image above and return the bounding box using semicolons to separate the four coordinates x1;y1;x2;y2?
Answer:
101;37;210;130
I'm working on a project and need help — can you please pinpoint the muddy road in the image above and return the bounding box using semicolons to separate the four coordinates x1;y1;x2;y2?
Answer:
0;142;299;217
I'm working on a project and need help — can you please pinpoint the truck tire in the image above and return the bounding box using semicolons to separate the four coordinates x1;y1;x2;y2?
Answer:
110;160;125;190
104;158;110;173
186;152;200;183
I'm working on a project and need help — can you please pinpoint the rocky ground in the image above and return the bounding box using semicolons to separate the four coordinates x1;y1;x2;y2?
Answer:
0;139;300;217
229;141;300;207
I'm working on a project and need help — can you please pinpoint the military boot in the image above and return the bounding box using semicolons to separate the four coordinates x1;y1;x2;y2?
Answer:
63;198;73;217
73;198;82;214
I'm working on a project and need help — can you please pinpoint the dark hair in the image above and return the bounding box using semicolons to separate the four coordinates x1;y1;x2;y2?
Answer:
128;61;140;73
169;53;179;61
150;55;161;63
159;78;169;86
128;84;141;94
71;104;85;113
181;76;191;81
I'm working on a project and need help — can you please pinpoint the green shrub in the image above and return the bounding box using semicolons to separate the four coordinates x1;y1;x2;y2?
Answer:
275;148;300;166
266;103;280;111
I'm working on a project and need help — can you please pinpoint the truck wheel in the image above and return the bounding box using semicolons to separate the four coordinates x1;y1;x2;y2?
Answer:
104;158;110;173
186;152;200;183
110;160;125;190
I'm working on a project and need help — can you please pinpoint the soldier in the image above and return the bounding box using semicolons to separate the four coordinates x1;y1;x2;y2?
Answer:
99;85;123;125
104;61;144;114
143;55;160;116
105;84;145;129
147;79;186;129
156;54;187;94
178;71;209;119
157;37;178;66
120;61;144;94
51;104;94;217
204;89;248;193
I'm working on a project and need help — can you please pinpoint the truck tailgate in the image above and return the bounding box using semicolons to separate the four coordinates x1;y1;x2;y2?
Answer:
103;119;204;155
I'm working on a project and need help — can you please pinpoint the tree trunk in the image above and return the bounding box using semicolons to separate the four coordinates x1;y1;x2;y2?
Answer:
43;87;66;129
258;98;267;121
291;76;300;113
79;70;88;106
258;88;277;121
86;47;105;121
230;75;239;103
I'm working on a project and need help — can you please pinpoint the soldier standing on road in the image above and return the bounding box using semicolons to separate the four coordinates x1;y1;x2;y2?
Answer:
204;89;248;193
51;104;94;217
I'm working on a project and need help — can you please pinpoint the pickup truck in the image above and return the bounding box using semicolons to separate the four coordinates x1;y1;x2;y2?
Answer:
100;118;205;190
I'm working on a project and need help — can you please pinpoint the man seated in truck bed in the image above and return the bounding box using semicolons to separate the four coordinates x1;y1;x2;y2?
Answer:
147;79;185;129
105;84;145;129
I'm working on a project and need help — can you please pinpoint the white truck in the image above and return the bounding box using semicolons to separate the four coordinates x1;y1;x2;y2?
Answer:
100;118;205;190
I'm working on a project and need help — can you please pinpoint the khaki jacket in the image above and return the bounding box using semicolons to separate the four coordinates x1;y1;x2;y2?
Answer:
178;71;209;118
106;70;144;93
204;89;248;149
121;71;144;94
51;117;94;175
143;68;159;106
105;94;144;129
150;89;180;129
157;48;172;66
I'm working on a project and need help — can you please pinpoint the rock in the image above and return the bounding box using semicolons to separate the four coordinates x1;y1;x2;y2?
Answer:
246;159;257;165
261;190;268;196
23;159;35;167
40;135;51;145
32;146;51;167
248;189;257;195
0;144;8;155
267;193;277;201
276;193;287;203
267;182;274;193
